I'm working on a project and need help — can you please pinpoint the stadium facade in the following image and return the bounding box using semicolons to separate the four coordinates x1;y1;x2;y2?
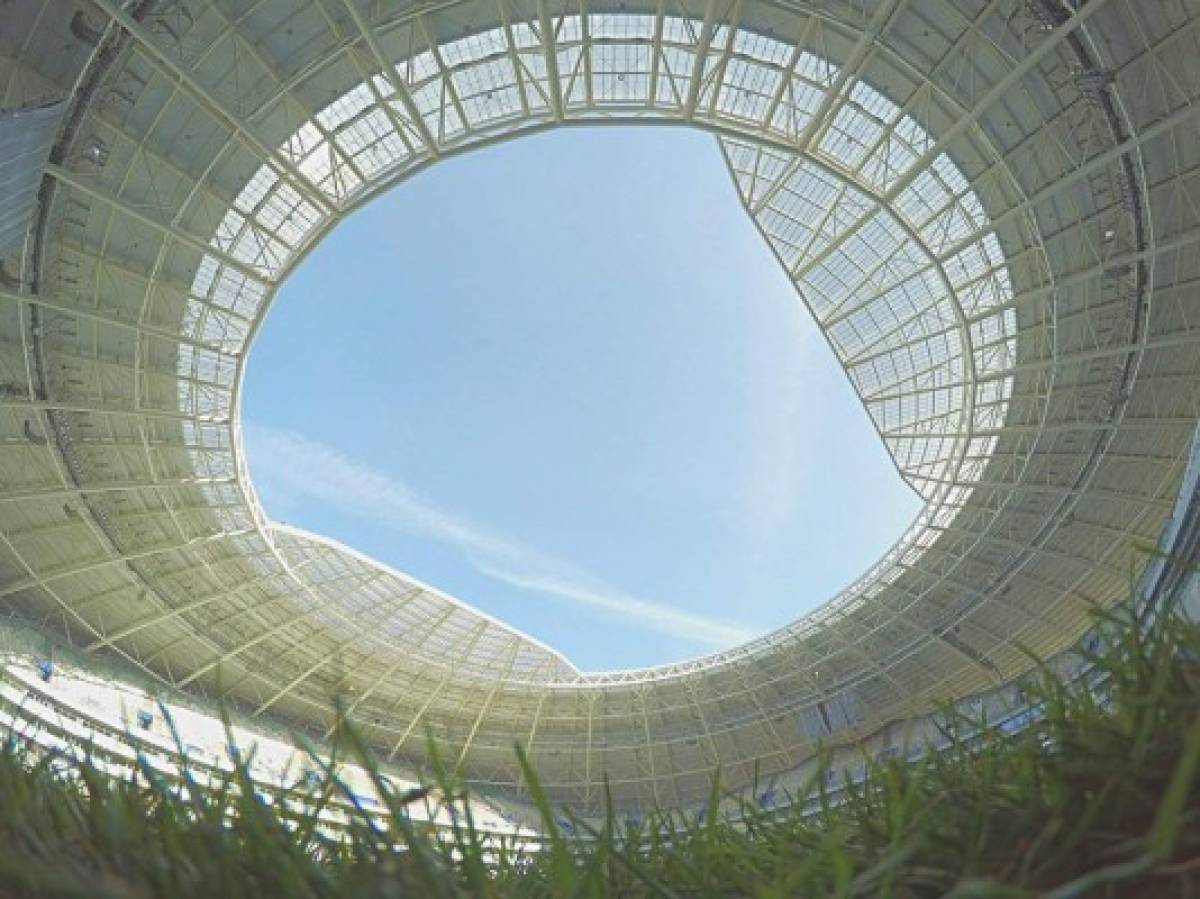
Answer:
0;0;1199;818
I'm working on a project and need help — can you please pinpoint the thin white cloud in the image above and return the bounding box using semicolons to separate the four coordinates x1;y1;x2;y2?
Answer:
730;302;827;568
244;424;754;649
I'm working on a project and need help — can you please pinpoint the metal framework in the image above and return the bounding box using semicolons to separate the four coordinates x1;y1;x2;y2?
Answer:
1;0;1199;814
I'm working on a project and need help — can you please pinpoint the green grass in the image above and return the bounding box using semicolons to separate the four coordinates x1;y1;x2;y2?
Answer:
1;598;1198;898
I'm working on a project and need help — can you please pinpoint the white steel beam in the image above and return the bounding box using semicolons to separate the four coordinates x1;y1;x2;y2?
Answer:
882;0;1115;205
87;0;336;217
750;0;909;214
336;0;441;156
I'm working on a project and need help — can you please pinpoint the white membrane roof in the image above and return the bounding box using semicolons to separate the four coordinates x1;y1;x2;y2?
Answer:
1;0;1199;812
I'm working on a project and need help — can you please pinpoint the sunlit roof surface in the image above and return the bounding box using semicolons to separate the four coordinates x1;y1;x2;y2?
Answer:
1;0;1199;813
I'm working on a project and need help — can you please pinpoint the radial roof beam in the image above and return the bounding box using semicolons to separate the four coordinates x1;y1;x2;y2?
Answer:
536;0;565;121
496;0;532;118
309;0;417;157
0;539;111;650
758;30;810;130
454;640;522;774
819;270;941;332
0;287;235;353
150;557;431;676
862;342;1169;400
637;686;661;808
0;397;227;425
790;205;908;284
882;0;1115;206
760;12;829;130
647;0;667;108
45;241;257;328
725;664;799;766
523;691;550;752
205;2;370;190
248;585;424;716
249;591;402;716
44;163;268;283
750;0;909;215
845;0;999;174
387;622;493;760
328;605;456;730
416;14;472;132
0;531;251;601
578;0;594;106
681;678;722;770
83;557;318;653
509;690;552;801
87;0;336;218
682;0;719;120
0;476;236;504
703;0;745;119
580;696;597;804
336;0;440;157
175;593;354;688
936;97;1200;265
966;226;1200;324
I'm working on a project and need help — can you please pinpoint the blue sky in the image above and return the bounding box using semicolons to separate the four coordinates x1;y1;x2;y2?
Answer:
242;126;921;672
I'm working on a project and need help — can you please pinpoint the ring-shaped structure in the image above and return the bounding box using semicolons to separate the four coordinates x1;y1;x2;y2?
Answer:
1;0;1199;814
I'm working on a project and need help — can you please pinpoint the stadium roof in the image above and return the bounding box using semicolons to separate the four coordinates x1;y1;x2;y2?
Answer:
1;0;1198;813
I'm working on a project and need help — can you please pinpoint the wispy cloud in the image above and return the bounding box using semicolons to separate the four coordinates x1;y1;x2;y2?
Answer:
730;307;827;568
244;424;755;649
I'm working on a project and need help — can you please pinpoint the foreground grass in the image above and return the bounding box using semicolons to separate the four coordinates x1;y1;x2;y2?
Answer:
1;600;1199;898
